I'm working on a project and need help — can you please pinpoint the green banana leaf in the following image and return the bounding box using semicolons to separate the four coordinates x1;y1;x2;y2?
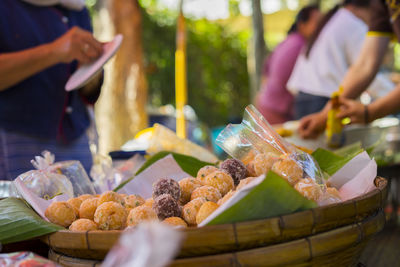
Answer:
207;171;317;225
114;151;214;192
0;198;63;245
311;147;363;176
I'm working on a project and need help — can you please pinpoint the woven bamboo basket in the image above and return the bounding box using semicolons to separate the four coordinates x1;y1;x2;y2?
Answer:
42;177;387;261
49;210;385;267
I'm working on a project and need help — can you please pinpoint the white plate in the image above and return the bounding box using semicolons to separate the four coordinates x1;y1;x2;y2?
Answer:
65;34;123;91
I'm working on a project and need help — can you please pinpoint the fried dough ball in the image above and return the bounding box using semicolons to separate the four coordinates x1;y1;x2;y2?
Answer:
203;171;234;196
220;159;247;185
179;177;203;204
253;152;281;176
69;219;98;232
236;177;258;191
318;187;342;206
163;217;188;228
182;197;207;225
78;194;94;202
143;198;154;208
45;201;77;228
152;178;181;201
217;190;236;206
67;197;82;214
98;191;124;206
196;201;219;225
94;202;127;230
79;198;99;220
153;194;181;220
271;156;303;185
191;186;221;203
294;178;323;202
246;161;257;177
197;165;219;184
126;206;158;227
124;194;145;209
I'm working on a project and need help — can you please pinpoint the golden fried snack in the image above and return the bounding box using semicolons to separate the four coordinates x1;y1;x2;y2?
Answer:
69;219;98;232
253;152;280;176
94;202;127;230
78;194;94;202
98;191;125;206
182;197;207;225
196;165;219;184
217;190;235;206
67;197;82;214
271;156;303;185
126;206;158;227
163;217;188;228
294;178;323;202
179;177;203;204
143;198;154;208
124;194;145;209
203;170;234;196
45;201;77;228
236;177;258;191
318;187;342;206
196;201;219;225
79;198;99;220
191;186;221;203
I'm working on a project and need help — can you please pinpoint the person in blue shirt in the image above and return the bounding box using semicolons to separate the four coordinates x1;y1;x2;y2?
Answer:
0;0;103;180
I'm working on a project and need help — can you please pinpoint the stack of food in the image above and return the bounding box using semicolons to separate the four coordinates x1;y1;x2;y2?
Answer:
44;149;342;231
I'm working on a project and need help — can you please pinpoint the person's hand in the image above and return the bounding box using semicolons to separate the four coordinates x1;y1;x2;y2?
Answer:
50;26;103;64
337;98;366;124
298;111;327;139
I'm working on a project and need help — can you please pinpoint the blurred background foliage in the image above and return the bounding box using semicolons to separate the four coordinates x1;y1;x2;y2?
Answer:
87;0;344;129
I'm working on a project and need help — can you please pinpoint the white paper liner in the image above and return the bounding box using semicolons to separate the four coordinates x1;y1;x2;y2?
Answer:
117;154;191;198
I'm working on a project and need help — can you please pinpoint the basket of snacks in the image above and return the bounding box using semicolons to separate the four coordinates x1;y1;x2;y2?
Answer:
0;105;387;266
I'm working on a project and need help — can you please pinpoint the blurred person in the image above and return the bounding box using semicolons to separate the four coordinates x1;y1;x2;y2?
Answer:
255;5;321;124
298;0;400;138
287;0;383;119
0;0;103;180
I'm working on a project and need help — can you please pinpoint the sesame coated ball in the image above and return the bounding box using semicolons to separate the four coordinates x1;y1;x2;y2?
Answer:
152;178;181;201
220;159;247;185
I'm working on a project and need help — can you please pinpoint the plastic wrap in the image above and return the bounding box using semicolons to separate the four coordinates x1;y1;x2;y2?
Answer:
90;154;145;193
216;105;326;188
0;251;60;267
102;222;183;267
49;160;96;196
17;151;74;199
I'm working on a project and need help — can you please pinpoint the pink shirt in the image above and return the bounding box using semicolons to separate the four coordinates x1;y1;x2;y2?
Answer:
257;33;305;119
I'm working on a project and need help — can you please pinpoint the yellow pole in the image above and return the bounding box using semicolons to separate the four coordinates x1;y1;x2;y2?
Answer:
175;11;187;139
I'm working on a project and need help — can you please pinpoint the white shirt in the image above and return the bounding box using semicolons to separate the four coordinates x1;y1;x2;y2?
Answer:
287;8;393;98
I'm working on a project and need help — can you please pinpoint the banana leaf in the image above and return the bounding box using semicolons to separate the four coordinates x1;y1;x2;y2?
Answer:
0;198;63;245
207;171;317;225
114;151;213;192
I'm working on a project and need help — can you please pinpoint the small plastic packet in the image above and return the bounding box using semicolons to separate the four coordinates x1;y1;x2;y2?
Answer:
216;105;326;190
16;151;74;199
90;154;145;193
102;222;183;267
0;251;60;267
48;160;96;196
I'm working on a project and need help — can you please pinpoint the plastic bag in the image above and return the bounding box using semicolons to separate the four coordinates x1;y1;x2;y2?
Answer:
17;151;74;199
216;105;326;188
102;222;183;267
90;154;145;193
0;251;60;267
49;160;96;196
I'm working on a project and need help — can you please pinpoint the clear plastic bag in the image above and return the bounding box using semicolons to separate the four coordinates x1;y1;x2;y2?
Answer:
49;160;96;196
17;151;74;199
216;105;326;188
0;251;60;267
102;222;183;267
